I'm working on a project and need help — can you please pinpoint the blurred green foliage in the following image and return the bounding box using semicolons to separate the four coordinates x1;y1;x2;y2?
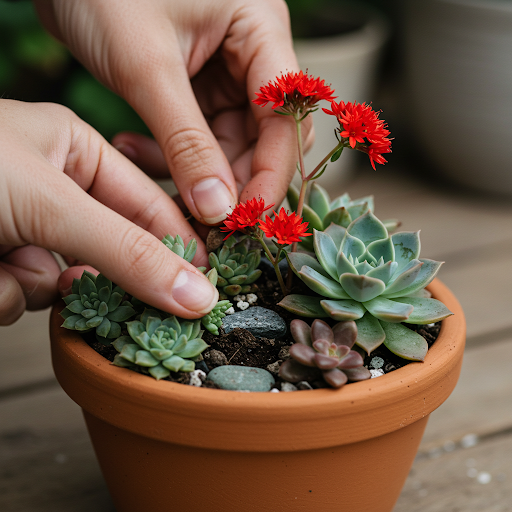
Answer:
0;1;149;141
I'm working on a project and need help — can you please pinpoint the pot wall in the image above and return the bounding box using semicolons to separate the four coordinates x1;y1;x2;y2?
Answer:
50;279;465;512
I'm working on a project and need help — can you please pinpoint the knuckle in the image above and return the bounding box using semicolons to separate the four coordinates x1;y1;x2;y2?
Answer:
163;128;216;175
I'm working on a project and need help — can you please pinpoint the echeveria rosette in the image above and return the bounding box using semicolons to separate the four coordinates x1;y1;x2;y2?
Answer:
60;271;137;341
112;309;208;380
287;182;400;250
209;236;262;298
279;211;453;361
201;299;233;336
161;234;197;263
279;319;371;388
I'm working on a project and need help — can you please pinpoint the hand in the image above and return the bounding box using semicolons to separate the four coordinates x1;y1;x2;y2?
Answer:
34;0;312;224
0;100;218;326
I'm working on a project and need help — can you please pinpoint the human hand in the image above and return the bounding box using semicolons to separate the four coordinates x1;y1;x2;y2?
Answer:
34;0;312;225
0;100;218;326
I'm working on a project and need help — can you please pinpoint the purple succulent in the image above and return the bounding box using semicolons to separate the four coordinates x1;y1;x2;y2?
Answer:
279;319;371;388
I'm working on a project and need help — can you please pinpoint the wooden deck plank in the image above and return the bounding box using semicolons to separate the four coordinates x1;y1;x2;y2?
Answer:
394;432;512;512
0;387;113;512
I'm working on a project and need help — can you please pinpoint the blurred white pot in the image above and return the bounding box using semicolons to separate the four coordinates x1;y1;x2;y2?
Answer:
403;0;512;195
293;7;389;193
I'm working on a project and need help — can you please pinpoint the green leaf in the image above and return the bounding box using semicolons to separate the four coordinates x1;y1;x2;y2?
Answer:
233;263;249;276
79;275;96;298
394;297;453;324
346;203;370;221
309;182;331;220
96;274;112;294
209;252;220;270
183;238;197;262
119;343;139;363
381;322;428;361
98;286;111;304
61;314;82;330
384;259;443;298
71;278;81;295
107;291;124;312
366;261;397;285
112;354;135;368
162;355;186;372
112;336;133;352
320;299;366;321
97;301;108;317
74;317;91;332
219;264;235;279
278;295;329;318
107;321;121;339
310;163;328;180
340;232;366;261
355;313;386;354
66;299;85;314
313;229;339;280
174;339;209;358
62;294;81;306
86;316;103;328
323;207;352;229
107;305;136;322
340;274;386;302
330;146;344;162
391;231;421;271
329;192;350;210
286;252;330;279
382;260;423;297
224;284;242;295
96;317;111;337
244;269;262;284
286;184;300;212
362;297;414;323
150;348;174;360
218;245;230;264
347;211;388;246
366;237;395;263
299;266;350;299
324;223;346;249
145;316;162;337
180;360;196;372
135;350;160;367
148;364;171;380
300;203;324;233
60;308;77;320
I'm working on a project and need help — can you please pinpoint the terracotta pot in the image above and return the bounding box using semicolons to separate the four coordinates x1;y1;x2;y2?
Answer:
50;279;465;512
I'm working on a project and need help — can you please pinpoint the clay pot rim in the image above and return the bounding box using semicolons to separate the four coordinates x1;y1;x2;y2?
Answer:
50;278;465;451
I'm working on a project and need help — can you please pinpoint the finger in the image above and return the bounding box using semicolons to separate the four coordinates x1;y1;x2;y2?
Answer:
25;165;218;318
112;132;169;179
0;266;26;326
58;265;98;296
0;245;60;310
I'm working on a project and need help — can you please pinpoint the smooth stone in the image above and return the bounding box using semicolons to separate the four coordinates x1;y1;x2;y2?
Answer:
222;306;287;339
258;256;289;276
207;365;275;392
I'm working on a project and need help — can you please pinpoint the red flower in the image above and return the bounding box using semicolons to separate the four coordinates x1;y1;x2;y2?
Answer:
220;198;274;240
258;208;312;245
254;71;336;113
323;101;392;168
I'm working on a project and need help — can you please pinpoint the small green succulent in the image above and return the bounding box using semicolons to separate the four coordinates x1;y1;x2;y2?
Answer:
208;237;262;298
60;271;137;341
280;319;371;388
162;234;197;263
279;211;453;361
287;183;399;249
112;308;209;380
201;299;233;335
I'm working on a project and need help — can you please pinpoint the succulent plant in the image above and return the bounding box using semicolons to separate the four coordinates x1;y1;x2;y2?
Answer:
208;236;262;298
162;234;197;263
279;319;371;388
279;211;453;361
112;308;209;380
201;299;233;335
60;271;137;340
287;183;399;249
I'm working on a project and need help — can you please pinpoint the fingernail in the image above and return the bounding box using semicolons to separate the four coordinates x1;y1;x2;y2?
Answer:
191;178;235;224
115;142;137;161
171;270;219;314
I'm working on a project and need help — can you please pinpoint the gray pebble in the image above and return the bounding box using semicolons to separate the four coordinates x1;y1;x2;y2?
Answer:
296;381;313;390
206;365;275;392
203;349;228;369
281;382;298;392
266;361;281;375
222;306;287;339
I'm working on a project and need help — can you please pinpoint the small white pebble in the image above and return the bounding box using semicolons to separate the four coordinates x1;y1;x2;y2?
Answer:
427;323;435;327
237;300;249;311
233;294;245;302
270;388;280;393
370;368;385;378
224;306;235;315
461;433;479;448
54;453;68;464
370;356;384;369
467;468;478;478
443;440;456;452
477;472;492;485
246;293;258;304
188;369;206;387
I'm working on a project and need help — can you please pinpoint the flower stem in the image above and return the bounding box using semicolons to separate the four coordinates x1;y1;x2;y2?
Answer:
258;237;288;296
306;141;344;181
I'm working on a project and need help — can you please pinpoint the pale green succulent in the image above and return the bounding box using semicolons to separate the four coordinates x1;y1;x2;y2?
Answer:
162;234;197;263
201;299;232;335
209;237;262;298
287;183;399;249
279;211;453;361
60;271;137;341
112;309;209;380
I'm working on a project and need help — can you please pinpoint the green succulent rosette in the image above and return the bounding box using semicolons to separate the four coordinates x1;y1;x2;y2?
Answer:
112;308;209;380
162;234;197;263
60;271;137;341
208;237;262;298
279;211;453;361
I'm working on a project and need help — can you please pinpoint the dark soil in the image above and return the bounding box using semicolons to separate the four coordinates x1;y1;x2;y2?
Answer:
83;263;441;390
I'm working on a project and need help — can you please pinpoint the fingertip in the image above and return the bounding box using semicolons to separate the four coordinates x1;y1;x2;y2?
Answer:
58;265;98;296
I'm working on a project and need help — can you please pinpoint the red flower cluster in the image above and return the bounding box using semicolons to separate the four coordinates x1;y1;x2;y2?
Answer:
220;197;274;240
259;208;312;245
323;101;392;169
254;71;336;113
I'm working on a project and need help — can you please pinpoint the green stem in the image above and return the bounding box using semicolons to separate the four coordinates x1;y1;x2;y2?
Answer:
306;141;344;181
258;238;288;296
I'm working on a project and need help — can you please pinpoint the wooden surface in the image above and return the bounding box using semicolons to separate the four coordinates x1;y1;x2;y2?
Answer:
1;163;512;511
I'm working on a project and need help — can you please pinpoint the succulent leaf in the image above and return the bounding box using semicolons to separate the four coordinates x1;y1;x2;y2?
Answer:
313;229;339;280
355;313;386;354
340;232;366;261
381;322;428;361
298;266;350;299
362;297;414;323
391;231;421;271
324;223;346;249
287;252;330;279
289;319;312;346
320;299;366;321
384;259;443;298
340;274;386;302
393;297;453;324
382;260;423;296
309;182;331;221
278;294;329;318
347;211;388;246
